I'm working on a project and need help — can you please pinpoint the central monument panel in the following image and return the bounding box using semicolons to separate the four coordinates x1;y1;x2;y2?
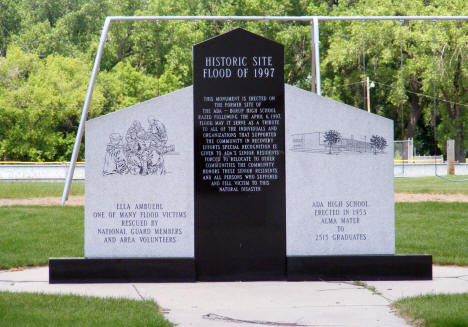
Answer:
193;28;285;280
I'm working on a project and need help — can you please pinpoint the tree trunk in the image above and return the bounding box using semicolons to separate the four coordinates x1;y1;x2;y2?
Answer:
455;104;466;163
446;53;466;163
402;77;425;160
401;141;408;160
456;131;466;163
0;30;7;57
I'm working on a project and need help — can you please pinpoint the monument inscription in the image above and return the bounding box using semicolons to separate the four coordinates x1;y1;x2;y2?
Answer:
193;29;286;280
198;94;281;192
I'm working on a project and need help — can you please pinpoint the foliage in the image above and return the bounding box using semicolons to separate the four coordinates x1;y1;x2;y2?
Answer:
393;293;468;327
0;0;21;56
0;46;106;161
98;61;158;109
0;0;466;161
321;0;468;161
0;292;173;327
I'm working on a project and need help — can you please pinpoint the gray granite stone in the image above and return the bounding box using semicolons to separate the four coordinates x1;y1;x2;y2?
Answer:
285;84;394;255
84;83;394;259
85;86;194;258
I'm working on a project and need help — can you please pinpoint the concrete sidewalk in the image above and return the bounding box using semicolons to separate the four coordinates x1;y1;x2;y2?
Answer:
1;266;467;327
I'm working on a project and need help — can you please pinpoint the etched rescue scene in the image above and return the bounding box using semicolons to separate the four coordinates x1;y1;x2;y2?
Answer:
102;116;175;176
290;130;388;156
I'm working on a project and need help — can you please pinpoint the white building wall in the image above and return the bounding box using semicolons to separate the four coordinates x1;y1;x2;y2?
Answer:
1;163;466;180
0;164;85;180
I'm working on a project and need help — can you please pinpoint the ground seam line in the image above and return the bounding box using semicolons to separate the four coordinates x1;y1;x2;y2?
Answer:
132;284;145;300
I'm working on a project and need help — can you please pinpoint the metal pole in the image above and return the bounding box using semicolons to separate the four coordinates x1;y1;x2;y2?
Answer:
310;21;316;93
318;16;468;21
432;19;437;155
366;76;370;112
313;17;321;95
362;20;366;110
61;17;111;206
106;15;468;22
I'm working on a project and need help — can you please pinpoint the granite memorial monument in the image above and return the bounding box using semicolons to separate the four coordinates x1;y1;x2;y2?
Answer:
49;28;432;283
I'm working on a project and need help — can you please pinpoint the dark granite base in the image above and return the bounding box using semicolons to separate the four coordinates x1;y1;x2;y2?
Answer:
50;255;432;283
287;255;432;281
49;258;195;283
196;256;286;282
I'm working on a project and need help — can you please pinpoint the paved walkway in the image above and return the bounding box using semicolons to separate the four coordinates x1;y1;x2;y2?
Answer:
1;265;467;326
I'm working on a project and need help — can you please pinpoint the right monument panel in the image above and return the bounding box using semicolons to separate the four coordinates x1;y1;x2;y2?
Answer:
285;85;394;256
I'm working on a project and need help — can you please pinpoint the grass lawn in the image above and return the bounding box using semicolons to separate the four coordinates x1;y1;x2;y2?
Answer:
0;176;466;198
393;293;468;327
396;202;468;266
0;292;172;327
394;176;468;194
0;202;467;269
0;206;83;269
0;181;84;198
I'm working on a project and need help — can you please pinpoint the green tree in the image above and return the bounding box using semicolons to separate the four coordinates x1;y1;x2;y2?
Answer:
0;0;466;162
431;17;468;162
0;46;105;161
321;0;467;161
0;0;21;56
99;61;158;110
13;0;108;58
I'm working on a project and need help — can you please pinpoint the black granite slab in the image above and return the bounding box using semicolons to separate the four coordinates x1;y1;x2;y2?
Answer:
49;258;195;283
193;28;286;281
287;255;432;281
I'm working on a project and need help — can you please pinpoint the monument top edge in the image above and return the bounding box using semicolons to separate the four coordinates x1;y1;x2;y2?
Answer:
87;84;392;125
86;85;193;124
193;27;284;48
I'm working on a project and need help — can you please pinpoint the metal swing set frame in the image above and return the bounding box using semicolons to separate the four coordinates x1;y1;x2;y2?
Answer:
61;15;468;205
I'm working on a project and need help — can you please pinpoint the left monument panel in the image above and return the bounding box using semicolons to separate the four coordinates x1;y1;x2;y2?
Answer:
85;87;194;258
50;87;195;283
